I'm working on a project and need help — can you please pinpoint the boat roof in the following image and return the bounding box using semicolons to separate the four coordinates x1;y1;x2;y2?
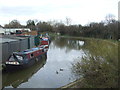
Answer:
13;47;43;55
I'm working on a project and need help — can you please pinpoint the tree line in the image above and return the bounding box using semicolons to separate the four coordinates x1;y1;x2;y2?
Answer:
3;14;119;40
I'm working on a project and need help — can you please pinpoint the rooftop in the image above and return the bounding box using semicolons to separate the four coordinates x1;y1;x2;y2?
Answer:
0;38;17;43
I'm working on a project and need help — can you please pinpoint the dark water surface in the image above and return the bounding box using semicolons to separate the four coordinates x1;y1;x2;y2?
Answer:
2;36;118;88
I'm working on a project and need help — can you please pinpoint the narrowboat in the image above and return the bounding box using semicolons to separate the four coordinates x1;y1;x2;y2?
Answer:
5;37;49;70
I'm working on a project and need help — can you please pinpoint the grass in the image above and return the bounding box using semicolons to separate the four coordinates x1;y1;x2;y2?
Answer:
47;32;118;44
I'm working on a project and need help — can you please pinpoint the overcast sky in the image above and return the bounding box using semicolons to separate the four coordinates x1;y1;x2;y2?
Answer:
0;0;119;26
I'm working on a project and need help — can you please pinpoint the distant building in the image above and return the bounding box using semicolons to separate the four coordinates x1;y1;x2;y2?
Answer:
4;28;31;35
0;25;4;34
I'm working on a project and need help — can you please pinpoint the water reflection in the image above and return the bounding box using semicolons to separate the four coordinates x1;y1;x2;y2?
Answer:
52;36;85;51
2;57;47;88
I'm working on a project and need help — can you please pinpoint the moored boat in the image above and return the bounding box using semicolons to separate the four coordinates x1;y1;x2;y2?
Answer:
4;36;50;71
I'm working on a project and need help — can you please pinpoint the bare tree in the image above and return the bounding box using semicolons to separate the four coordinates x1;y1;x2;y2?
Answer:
65;17;72;26
105;14;116;24
4;20;22;28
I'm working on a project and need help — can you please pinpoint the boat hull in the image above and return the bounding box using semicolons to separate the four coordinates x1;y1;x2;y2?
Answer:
4;52;47;72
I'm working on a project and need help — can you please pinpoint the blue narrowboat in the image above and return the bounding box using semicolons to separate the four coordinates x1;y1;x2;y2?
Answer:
5;37;49;70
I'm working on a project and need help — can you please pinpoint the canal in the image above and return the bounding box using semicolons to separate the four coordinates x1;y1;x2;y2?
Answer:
2;36;118;88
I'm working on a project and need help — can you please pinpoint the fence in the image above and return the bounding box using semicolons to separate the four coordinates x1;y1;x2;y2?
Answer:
1;36;36;63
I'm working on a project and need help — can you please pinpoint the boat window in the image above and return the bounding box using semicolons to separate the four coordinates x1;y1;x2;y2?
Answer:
42;49;44;52
31;53;34;57
16;55;23;61
9;56;15;61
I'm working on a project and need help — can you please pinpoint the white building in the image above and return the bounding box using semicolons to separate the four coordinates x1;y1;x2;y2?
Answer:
4;28;31;34
0;25;4;34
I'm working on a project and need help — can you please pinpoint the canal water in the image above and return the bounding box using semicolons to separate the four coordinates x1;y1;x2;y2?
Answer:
2;36;118;88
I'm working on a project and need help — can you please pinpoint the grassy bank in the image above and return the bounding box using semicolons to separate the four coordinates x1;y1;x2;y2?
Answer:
48;32;118;46
58;79;84;89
